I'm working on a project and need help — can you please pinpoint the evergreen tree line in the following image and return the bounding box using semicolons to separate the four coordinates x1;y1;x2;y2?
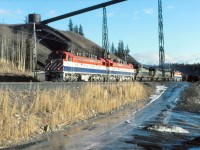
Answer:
68;19;133;62
68;19;84;36
170;63;200;76
110;40;130;61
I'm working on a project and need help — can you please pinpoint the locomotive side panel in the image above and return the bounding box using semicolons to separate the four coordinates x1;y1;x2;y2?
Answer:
106;59;135;82
135;66;150;81
63;53;107;82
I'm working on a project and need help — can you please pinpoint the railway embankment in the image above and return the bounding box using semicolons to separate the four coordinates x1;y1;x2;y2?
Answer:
0;82;154;148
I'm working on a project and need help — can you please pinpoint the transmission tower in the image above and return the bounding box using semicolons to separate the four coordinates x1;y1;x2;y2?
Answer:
158;0;165;77
102;7;109;59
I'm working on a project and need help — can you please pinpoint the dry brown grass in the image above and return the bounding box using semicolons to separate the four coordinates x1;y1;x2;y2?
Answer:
0;61;30;75
0;82;152;147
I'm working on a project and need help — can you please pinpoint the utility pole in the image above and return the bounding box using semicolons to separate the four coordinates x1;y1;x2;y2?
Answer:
102;7;109;59
33;23;37;79
158;0;165;78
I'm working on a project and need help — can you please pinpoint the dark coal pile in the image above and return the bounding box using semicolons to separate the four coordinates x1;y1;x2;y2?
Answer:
177;82;200;113
0;75;39;82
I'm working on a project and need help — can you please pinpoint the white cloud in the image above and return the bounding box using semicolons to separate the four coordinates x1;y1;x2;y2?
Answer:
143;8;154;15
167;5;175;10
15;9;22;15
96;11;102;18
0;9;11;16
107;12;115;18
133;11;140;20
0;8;23;16
49;10;57;17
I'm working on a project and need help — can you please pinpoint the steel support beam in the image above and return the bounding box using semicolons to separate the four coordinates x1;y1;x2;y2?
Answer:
39;0;126;24
158;0;165;77
102;7;109;59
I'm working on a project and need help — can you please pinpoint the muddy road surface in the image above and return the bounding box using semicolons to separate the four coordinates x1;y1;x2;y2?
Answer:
8;82;200;150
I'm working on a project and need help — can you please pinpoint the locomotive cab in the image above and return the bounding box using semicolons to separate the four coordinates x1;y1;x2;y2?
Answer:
45;50;65;81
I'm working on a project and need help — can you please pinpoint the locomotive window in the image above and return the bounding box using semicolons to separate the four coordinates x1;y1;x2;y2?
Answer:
50;51;64;59
62;54;66;59
68;56;72;61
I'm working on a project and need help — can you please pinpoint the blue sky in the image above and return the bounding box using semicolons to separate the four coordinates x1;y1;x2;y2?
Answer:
0;0;200;65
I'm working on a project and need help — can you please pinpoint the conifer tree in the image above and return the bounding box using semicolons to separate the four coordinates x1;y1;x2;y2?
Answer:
78;24;84;36
124;44;130;61
110;42;115;54
117;40;124;58
68;19;73;31
74;25;79;33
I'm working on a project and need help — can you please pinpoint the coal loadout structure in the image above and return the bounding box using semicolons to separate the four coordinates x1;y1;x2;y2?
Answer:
2;0;128;78
0;0;188;82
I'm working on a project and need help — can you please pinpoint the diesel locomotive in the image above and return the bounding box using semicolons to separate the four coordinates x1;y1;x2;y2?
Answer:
45;50;182;82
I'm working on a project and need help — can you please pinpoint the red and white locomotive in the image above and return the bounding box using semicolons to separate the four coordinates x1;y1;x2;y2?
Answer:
45;50;135;82
45;50;183;82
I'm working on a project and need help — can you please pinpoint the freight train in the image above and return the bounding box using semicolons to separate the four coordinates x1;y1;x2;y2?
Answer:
45;50;182;82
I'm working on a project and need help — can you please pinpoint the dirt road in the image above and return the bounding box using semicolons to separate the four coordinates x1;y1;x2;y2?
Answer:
4;82;185;150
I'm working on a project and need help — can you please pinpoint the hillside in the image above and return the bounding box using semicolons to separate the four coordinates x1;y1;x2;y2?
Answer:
0;24;138;72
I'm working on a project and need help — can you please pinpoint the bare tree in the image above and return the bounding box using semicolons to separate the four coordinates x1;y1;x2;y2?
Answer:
0;25;32;72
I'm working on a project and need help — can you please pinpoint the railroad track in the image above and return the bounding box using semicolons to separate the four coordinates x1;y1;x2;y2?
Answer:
0;80;167;92
0;82;126;91
0;82;80;91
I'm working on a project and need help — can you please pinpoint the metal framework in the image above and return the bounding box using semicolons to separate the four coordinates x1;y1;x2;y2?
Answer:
39;0;126;24
158;0;165;77
38;0;126;59
102;7;109;59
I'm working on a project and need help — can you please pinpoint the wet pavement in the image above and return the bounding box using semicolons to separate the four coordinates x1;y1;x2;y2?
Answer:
10;82;200;150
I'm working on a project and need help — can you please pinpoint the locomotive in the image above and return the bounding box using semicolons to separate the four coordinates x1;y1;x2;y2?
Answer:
134;65;175;81
45;50;135;82
45;50;182;82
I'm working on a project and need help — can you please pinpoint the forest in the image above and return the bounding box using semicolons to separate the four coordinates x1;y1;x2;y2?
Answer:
0;25;33;72
171;63;200;76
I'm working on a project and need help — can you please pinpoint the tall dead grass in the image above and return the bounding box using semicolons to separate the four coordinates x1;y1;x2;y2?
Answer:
0;61;30;75
0;82;151;147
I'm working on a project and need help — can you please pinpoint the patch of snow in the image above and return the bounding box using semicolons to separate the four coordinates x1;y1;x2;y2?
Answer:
131;85;167;116
148;85;167;105
146;124;189;134
125;120;131;124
